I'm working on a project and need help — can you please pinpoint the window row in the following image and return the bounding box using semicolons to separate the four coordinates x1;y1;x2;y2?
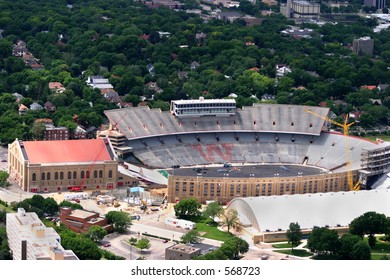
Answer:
32;170;113;181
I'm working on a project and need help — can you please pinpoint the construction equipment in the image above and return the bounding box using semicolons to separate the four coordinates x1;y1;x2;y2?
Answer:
108;112;128;131
140;199;147;211
304;107;360;191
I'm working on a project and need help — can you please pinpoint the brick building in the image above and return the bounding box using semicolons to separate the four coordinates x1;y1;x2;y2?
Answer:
59;207;112;233
8;138;118;193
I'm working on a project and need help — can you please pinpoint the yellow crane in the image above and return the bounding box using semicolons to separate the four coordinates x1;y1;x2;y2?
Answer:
304;107;360;191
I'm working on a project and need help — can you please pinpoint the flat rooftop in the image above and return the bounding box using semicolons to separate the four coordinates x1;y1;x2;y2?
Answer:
169;164;325;179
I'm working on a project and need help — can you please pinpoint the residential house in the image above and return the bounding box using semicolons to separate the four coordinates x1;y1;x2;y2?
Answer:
370;99;382;106
276;64;292;77
158;31;171;38
360;85;377;91
144;0;183;9
30;102;43;111
18;104;28;115
178;71;188;79
349;111;363;122
44;101;56;113
146;64;155;76
196;32;207;41
261;94;275;101
34;118;53;126
73;125;87;139
49;82;66;93
12;40;28;57
13;92;24;102
30;63;44;71
377;84;389;92
101;88;120;103
145;82;163;93
139;34;150;40
190;61;200;70
86;76;114;90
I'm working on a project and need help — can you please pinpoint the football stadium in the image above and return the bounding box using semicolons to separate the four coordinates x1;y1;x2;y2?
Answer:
104;100;390;241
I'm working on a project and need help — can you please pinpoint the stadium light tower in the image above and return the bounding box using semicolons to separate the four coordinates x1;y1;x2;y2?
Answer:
304;107;360;191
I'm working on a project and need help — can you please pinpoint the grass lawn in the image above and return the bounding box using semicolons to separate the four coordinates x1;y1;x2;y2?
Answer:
311;254;339;260
0;203;14;212
195;222;234;242
371;241;390;254
361;135;390;142
371;254;390;260
275;249;313;257
272;242;302;249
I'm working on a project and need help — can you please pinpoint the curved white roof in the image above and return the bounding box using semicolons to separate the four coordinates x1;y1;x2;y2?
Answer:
227;189;390;232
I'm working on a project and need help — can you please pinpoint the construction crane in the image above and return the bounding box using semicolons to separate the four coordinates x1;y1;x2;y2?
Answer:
109;112;128;131
76;138;110;190
304;107;360;191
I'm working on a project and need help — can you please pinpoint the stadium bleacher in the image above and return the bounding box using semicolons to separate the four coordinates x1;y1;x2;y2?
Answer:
106;104;381;172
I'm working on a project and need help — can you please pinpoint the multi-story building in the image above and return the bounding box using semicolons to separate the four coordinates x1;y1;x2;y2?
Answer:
168;170;357;204
8;138;118;193
6;208;78;260
44;125;69;141
97;128;132;158
281;0;320;19
165;244;201;260
352;36;374;55
59;207;112;233
364;0;385;9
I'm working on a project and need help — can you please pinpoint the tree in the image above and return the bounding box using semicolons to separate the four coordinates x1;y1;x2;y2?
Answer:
87;225;107;243
60;230;101;260
174;198;201;220
105;211;132;233
219;209;242;234
203;202;223;222
351;240;371;260
307;227;340;255
30;122;46;140
220;237;249;259
42;197;59;215
0;171;9;187
338;233;364;260
137;238;151;251
59;200;83;210
181;229;202;244
349;211;388;248
286;222;302;252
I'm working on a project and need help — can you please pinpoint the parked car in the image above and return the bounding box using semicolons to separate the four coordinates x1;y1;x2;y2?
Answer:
98;240;111;247
74;198;80;203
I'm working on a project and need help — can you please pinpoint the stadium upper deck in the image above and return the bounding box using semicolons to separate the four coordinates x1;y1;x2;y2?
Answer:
104;104;329;140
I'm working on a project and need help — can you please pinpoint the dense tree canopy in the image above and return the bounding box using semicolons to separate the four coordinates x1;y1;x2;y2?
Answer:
0;0;389;143
349;211;389;247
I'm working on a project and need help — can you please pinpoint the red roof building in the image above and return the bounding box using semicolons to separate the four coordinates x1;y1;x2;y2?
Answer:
8;138;118;193
23;139;112;164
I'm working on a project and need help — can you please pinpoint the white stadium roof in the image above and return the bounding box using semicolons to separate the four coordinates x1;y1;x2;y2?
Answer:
227;189;390;232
